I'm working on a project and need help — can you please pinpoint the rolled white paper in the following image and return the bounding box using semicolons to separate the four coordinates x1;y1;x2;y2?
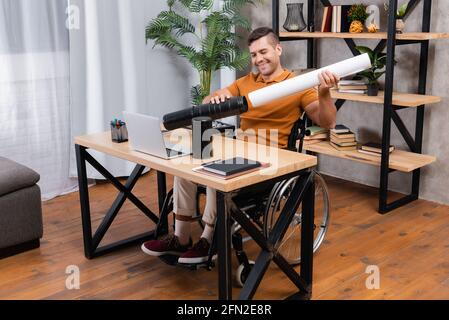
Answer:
248;53;372;107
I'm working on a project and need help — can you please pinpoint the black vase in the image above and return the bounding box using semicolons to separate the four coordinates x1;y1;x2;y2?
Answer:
367;83;379;96
283;3;307;32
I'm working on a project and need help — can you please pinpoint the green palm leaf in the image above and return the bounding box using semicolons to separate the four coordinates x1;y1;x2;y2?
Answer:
147;0;257;99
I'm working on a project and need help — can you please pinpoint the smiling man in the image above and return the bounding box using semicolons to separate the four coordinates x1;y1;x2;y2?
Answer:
141;27;339;264
207;26;338;148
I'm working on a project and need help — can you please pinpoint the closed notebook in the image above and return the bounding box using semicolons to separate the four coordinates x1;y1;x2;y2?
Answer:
331;125;351;134
362;142;395;153
202;157;262;177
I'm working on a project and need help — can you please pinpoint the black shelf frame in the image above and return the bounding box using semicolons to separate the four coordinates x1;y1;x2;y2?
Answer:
273;0;433;214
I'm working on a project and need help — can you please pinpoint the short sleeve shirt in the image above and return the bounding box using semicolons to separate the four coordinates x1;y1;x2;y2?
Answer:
227;69;318;148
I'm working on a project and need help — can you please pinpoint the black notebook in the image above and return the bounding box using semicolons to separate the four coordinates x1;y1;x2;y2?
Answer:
202;157;262;177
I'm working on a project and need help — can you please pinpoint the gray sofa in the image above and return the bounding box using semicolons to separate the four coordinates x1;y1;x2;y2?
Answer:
0;157;43;259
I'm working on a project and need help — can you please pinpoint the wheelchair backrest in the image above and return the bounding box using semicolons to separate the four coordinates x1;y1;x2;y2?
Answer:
286;114;310;153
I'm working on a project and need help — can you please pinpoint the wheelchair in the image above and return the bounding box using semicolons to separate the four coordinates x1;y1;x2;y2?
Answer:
158;116;331;288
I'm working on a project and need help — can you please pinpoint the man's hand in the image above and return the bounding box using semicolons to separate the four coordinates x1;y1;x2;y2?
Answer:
207;93;231;104
202;88;234;104
318;71;340;95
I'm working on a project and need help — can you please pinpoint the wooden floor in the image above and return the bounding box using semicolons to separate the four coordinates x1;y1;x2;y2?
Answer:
1;171;449;300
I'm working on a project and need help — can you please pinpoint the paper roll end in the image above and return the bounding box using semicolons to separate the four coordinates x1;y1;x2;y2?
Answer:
361;53;372;69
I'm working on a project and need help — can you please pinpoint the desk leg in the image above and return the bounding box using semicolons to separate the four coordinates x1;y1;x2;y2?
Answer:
75;145;94;259
156;172;169;237
300;172;315;298
157;171;167;213
216;191;233;300
75;145;161;259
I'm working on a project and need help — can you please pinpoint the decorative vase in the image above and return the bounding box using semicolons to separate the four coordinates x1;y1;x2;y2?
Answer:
396;19;405;33
368;23;379;33
283;3;307;32
367;83;379;96
349;20;364;33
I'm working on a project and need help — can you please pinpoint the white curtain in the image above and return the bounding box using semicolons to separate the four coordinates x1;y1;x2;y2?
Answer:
0;0;77;200
68;0;149;179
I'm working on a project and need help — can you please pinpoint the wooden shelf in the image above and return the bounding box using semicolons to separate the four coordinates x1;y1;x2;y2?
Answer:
303;141;436;173
280;31;449;40
330;90;441;107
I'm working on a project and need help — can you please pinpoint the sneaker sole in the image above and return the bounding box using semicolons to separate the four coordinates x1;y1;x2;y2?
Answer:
178;254;217;265
141;243;184;257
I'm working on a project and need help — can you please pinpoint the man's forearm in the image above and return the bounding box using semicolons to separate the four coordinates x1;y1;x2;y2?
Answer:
318;88;337;129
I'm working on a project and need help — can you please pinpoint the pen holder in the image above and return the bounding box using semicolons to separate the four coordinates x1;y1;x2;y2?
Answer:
111;123;128;143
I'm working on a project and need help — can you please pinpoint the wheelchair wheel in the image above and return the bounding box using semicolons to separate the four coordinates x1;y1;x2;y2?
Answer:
236;260;255;288
263;173;330;266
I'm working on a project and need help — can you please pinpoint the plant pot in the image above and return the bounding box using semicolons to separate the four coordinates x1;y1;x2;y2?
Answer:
367;83;379;96
349;20;364;33
396;19;405;34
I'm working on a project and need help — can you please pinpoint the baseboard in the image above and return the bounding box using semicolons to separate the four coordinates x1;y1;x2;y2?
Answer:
0;239;40;260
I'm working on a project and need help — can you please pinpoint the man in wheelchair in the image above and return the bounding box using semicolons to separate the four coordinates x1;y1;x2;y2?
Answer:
142;27;338;265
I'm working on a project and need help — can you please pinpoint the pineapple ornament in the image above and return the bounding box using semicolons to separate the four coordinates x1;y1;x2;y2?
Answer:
350;21;364;33
347;4;369;33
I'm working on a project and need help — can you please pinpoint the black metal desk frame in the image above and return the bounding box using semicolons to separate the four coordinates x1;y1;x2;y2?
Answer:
75;144;315;300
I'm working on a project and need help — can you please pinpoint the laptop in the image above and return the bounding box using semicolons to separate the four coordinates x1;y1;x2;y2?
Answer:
123;111;191;159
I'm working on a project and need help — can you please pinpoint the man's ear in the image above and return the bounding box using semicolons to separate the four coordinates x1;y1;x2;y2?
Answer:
276;43;283;57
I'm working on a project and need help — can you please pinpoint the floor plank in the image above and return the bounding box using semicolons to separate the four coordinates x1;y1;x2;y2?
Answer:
0;171;448;300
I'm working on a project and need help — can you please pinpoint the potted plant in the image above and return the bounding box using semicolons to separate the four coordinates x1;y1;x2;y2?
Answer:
384;1;409;33
146;0;258;105
355;46;387;96
348;4;369;33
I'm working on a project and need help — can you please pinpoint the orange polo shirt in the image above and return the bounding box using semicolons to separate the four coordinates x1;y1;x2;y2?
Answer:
227;69;318;148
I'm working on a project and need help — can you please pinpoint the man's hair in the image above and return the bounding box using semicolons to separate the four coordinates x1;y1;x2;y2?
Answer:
247;27;280;47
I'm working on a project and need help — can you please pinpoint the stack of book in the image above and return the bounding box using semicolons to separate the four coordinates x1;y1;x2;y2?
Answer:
337;80;368;94
358;142;395;157
330;125;357;151
304;126;329;144
321;5;352;33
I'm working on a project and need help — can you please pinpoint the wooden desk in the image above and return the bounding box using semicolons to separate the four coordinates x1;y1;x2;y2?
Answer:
74;130;317;300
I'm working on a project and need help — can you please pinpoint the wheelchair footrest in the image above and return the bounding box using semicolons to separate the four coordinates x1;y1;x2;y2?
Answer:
158;254;215;271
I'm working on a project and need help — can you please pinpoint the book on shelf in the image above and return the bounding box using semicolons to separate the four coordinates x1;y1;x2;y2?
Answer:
331;131;356;140
337;89;367;94
304;132;328;141
339;79;367;86
357;149;382;157
320;6;327;32
331;124;351;134
330;141;357;151
338;84;368;90
322;5;351;33
361;142;395;154
340;5;352;33
321;6;332;32
307;126;328;136
336;6;341;33
331;135;357;143
331;140;357;147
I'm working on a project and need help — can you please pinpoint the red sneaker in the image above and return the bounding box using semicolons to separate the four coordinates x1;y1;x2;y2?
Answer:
141;235;190;257
178;238;214;264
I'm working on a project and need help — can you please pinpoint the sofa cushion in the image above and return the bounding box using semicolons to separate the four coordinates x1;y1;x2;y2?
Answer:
0;157;40;197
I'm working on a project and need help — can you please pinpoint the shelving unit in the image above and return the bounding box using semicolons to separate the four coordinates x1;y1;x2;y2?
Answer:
329;90;441;108
279;31;449;40
273;0;445;213
304;142;436;173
